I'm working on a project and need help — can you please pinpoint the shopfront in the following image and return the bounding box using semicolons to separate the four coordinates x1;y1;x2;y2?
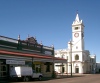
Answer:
0;54;32;79
0;35;67;79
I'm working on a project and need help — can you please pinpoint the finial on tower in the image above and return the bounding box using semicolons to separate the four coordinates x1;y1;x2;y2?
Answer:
18;35;20;40
75;10;80;22
76;10;78;14
72;10;84;25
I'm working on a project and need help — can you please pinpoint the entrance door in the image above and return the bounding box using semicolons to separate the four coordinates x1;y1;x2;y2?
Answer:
0;63;7;78
62;67;65;73
99;69;100;73
75;68;79;73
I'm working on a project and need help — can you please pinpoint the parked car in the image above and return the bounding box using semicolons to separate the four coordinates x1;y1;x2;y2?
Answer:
10;66;43;82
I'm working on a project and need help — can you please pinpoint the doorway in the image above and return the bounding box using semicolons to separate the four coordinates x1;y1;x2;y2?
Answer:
75;67;79;73
99;69;100;73
0;60;8;78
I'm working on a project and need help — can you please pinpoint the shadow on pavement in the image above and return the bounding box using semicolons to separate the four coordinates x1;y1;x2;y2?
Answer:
0;75;86;83
40;74;86;81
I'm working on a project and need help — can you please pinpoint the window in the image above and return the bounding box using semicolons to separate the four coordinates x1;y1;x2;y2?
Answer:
62;67;65;73
76;46;78;49
44;62;51;72
46;64;50;72
75;27;79;30
75;54;79;60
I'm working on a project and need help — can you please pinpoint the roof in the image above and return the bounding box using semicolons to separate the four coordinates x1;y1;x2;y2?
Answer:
0;49;67;62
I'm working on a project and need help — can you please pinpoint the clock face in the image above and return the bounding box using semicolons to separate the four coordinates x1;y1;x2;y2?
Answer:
74;33;79;37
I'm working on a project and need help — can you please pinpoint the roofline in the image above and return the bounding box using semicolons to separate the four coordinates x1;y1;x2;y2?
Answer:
0;49;66;61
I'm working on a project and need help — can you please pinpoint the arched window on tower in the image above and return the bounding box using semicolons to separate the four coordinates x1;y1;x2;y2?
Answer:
74;27;79;30
75;54;79;60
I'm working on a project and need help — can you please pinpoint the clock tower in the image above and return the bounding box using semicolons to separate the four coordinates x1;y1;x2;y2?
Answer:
72;13;84;51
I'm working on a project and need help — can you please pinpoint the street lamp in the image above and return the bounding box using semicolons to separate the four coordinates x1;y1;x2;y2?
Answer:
68;40;72;77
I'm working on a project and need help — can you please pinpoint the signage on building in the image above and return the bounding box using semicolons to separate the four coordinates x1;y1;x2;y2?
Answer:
44;51;52;55
43;46;53;50
6;60;25;65
35;65;40;68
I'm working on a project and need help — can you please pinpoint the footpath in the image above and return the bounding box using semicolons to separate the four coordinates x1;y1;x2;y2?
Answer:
0;74;93;83
56;73;92;78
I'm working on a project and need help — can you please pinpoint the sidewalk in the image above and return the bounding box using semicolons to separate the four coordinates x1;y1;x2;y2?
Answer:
56;73;92;78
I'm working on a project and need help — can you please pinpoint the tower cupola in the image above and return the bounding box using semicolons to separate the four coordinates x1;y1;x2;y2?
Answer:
72;13;84;26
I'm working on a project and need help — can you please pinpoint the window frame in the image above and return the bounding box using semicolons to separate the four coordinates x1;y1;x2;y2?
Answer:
74;27;79;30
75;54;79;60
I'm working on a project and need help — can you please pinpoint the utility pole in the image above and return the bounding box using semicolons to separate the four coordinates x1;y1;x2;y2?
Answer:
52;44;55;78
69;40;72;77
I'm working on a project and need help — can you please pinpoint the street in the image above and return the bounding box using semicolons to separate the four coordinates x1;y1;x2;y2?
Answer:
1;74;100;83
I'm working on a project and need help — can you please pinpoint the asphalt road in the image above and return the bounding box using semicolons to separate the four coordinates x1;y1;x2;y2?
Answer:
1;74;100;83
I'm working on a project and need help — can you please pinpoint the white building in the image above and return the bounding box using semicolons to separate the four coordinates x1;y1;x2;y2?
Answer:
96;62;100;73
54;14;96;74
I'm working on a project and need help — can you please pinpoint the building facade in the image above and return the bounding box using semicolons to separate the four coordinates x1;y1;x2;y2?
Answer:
0;35;66;80
55;14;96;74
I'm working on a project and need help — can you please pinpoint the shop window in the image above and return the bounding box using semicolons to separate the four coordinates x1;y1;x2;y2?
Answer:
36;67;38;72
62;67;65;73
35;64;41;73
25;61;32;67
39;68;41;72
32;64;35;70
44;62;51;72
36;67;41;73
75;54;79;60
46;64;50;72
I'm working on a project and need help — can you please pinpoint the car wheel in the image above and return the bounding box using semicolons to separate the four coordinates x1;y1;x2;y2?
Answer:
23;77;29;82
39;76;42;81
